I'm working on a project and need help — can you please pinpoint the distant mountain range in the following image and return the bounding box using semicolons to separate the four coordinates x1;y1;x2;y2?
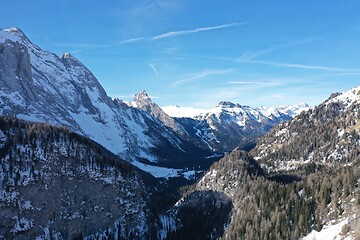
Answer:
162;102;309;119
162;101;309;152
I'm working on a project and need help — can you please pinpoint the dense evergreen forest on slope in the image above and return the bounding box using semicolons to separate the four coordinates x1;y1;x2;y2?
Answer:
178;151;359;240
0;116;155;239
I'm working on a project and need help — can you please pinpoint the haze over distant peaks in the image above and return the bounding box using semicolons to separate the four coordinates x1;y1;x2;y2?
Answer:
162;102;309;119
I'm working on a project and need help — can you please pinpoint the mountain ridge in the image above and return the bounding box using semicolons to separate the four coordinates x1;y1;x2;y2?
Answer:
162;102;309;119
166;100;308;152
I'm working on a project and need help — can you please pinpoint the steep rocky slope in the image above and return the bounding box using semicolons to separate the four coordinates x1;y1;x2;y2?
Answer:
0;116;156;239
129;91;188;138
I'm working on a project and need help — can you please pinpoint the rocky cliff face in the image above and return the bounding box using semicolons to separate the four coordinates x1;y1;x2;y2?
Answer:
129;90;188;138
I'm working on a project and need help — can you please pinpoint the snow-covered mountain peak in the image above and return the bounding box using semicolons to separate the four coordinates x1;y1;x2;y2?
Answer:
61;52;88;68
161;105;211;118
134;90;151;103
129;90;154;109
61;52;75;60
5;27;25;35
129;91;189;138
256;102;310;118
2;27;26;38
0;27;33;46
276;102;310;117
216;101;240;109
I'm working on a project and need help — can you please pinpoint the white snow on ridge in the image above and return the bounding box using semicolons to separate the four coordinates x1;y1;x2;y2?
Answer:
162;102;310;119
328;85;360;108
257;102;310;118
69;107;126;154
302;216;351;240
131;160;181;178
161;105;211;118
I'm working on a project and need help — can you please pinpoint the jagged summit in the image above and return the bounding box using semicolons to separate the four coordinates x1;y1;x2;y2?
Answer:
325;85;360;107
0;27;33;46
130;90;153;109
216;101;240;108
133;90;151;103
129;91;188;138
61;52;75;59
5;27;25;34
3;27;26;37
60;51;87;68
327;92;342;101
61;52;82;63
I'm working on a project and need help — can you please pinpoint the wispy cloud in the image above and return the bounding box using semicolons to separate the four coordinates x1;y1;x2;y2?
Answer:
242;59;360;72
152;22;245;40
175;52;360;73
148;95;162;99
228;81;284;86
52;43;107;48
149;63;159;75
52;42;111;54
54;22;245;53
119;37;146;45
172;69;233;86
115;93;161;101
127;0;183;18
238;37;323;61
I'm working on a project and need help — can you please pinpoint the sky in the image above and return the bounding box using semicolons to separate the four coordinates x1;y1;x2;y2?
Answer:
1;1;360;108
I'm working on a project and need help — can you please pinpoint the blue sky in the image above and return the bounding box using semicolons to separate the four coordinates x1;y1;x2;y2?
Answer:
1;1;360;107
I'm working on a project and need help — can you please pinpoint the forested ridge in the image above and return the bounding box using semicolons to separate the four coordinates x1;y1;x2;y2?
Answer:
178;150;360;240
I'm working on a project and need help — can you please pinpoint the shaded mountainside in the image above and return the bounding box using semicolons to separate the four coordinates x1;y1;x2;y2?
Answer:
251;86;360;174
0;116;157;239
